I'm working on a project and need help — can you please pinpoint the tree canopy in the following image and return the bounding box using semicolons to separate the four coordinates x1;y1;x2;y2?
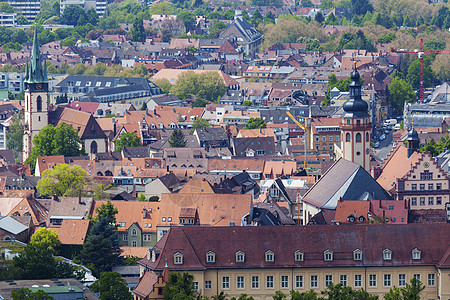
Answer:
163;272;198;300
190;118;212;133
114;131;141;152
37;164;88;197
11;288;55;300
6;113;23;162
77;216;122;277
244;117;267;129
90;272;133;300
93;199;118;224
169;129;187;147
170;71;227;102
30;228;61;254
388;77;416;112
130;17;146;42
25;123;85;173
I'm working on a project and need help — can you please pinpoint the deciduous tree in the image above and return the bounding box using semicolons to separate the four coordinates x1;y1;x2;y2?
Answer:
388;77;416;111
37;164;88;197
163;272;198;300
130;17;146;42
93;199;118;224
244;117;266;129
6;113;23;162
90;272;133;300
11;288;54;300
114;132;141;152
30;228;61;254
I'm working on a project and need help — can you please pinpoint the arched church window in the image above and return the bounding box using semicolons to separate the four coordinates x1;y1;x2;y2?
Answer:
346;133;350;142
37;96;42;112
366;133;369;142
356;133;361;142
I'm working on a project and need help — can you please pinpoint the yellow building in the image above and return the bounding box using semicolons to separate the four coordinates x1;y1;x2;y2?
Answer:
138;224;450;300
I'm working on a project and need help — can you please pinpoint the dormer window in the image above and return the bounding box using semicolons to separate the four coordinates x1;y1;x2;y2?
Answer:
383;249;392;261
236;250;245;262
324;250;333;261
206;251;215;263
412;248;421;260
353;249;363;261
294;250;304;262
174;252;183;264
265;250;274;262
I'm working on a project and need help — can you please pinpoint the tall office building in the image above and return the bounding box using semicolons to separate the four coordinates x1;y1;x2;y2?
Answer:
7;0;40;22
60;0;106;18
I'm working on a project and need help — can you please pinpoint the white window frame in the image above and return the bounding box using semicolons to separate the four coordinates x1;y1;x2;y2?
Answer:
266;275;274;288
174;252;183;265
236;250;245;263
236;276;245;289
399;274;406;286
281;275;289;288
310;275;318;288
222;277;230;289
251;276;259;289
324;249;333;261
296;275;303;288
205;281;212;289
340;275;347;286
353;249;362;261
265;250;274;262
295;250;304;262
412;248;421;260
384;274;391;287
325;275;333;286
369;274;377;287
383;249;392;260
354;274;362;287
428;274;435;286
206;251;215;263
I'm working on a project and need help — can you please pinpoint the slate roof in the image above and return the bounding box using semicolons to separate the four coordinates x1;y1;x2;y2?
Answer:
138;224;450;271
0;150;15;165
232;136;276;156
302;158;392;209
194;127;228;142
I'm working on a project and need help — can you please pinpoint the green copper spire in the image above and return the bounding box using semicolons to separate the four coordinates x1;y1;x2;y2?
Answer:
24;57;29;82
26;28;47;84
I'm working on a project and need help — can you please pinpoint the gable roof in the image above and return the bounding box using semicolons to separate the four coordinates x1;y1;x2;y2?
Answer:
0;216;28;235
50;219;90;245
377;144;423;193
302;158;392;209
177;178;214;194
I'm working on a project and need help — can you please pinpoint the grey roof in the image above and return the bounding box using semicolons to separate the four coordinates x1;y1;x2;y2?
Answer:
232;136;276;156
0;150;15;164
121;147;149;159
0;216;28;235
302;158;392;209
194;127;228;142
4;176;39;190
158;173;182;190
259;107;309;124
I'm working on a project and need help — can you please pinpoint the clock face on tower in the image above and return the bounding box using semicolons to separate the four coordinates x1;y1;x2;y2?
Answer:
36;84;42;90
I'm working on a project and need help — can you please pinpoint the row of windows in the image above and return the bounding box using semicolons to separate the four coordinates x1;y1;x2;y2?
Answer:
345;132;369;142
215;273;435;290
122;233;151;242
315;135;340;142
411;196;442;206
176;248;421;265
410;183;442;191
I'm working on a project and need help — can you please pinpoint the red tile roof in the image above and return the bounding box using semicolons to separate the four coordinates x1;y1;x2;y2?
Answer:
138;224;450;271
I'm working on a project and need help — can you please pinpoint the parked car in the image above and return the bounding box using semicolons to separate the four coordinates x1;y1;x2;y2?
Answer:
379;134;386;141
374;142;380;148
385;129;390;134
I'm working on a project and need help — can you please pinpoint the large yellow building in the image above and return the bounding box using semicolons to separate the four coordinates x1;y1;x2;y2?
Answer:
138;224;450;300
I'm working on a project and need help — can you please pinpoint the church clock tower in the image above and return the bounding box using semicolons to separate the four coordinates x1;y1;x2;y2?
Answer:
22;29;49;161
339;63;372;171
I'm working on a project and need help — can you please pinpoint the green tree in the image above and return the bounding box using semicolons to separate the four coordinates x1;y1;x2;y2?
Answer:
30;228;61;254
60;4;86;26
336;30;376;52
86;7;99;26
322;283;378;300
37;164;88;197
314;12;324;23
385;277;424;300
90;272;133;300
6;113;23;161
191;118;212;133
93;199;118;224
130;17;146;42
388;77;416;111
290;290;318;300
192;98;209;107
77;216;122;277
351;0;373;15
137;193;147;201
242;100;253;106
407;57;433;90
163;272;198;300
169;129;187;147
231;294;254;300
244;117;267;129
178;10;196;33
114;132;141;152
273;290;287;300
0;2;14;13
140;102;147;111
11;288;55;300
25;123;85;172
171;71;227;102
154;78;172;93
13;245;83;280
212;292;228;300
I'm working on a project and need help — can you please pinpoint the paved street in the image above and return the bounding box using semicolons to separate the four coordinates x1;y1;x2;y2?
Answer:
374;129;394;161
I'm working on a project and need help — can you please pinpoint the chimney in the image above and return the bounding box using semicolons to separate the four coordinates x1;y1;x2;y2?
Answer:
78;196;82;204
143;208;147;219
154;108;157;115
132;184;137;198
152;250;156;263
147;249;151;260
52;194;58;201
166;165;170;173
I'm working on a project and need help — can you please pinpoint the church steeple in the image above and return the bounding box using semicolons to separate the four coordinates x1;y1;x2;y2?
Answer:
342;62;368;118
25;28;47;84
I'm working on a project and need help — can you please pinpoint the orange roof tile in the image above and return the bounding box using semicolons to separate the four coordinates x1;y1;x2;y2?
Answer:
208;158;264;172
50;219;89;245
334;200;370;223
377;144;422;193
237;128;275;138
92;200;161;233
263;161;296;177
177;178;214;194
158;193;251;227
36;156;65;176
120;246;149;258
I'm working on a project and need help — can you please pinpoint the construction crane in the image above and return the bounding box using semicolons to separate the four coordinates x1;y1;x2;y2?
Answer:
286;111;308;174
391;38;450;103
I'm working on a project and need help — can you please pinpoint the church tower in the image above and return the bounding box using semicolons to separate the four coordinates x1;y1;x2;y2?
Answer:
22;29;49;161
339;63;372;171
